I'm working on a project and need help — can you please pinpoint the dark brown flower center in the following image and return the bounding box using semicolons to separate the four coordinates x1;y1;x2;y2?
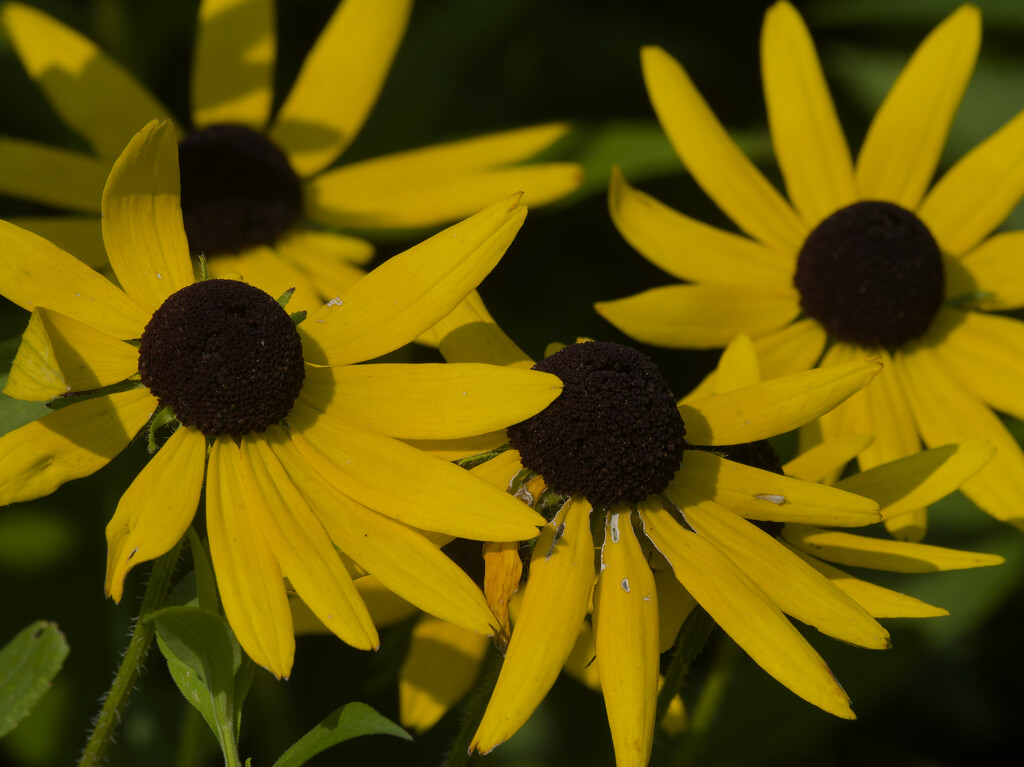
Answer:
507;342;686;510
138;279;305;437
793;201;944;349
178;124;303;256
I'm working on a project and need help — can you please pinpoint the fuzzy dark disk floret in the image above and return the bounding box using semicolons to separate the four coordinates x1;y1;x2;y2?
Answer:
178;124;302;256
138;279;305;437
507;341;686;510
794;200;944;350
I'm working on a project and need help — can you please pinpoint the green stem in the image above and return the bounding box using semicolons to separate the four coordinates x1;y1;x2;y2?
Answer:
442;651;502;767
656;606;716;725
673;637;737;767
79;540;184;767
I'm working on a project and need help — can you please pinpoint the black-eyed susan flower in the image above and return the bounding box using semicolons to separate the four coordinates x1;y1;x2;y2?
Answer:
596;1;1024;539
411;301;1001;767
0;119;564;679
0;0;582;314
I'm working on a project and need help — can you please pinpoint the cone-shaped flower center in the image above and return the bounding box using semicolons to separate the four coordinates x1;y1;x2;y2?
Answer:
507;341;686;510
178;124;303;256
793;201;944;349
138;279;305;437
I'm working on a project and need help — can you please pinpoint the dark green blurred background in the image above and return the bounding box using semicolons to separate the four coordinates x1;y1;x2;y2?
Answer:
2;1;1024;764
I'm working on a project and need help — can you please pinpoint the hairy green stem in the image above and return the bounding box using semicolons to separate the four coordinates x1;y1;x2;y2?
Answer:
442;651;502;767
79;540;184;767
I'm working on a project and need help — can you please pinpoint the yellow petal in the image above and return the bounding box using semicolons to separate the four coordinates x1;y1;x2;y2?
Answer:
681;334;762;403
104;426;204;602
1;2;175;159
836;441;994;522
0;137;107;213
0;219;149;340
654;569;697;653
269;0;412;176
5;308;138;400
191;0;274;129
639;501;854;718
274;228;373;297
641;45;806;253
6;215;106;271
0;388;156;506
468;449;523;489
206;436;294;678
681;357;881;445
563;621;600;691
785;544;948;619
753;318;827;379
761;1;856;227
930;307;1024;421
783;524;1004;572
101;120;194;313
471;497;595;754
593;512;660;767
674;485;888;648
782;435;874;483
404;432;509;462
896;345;1024;530
400;616;490;734
300;363;559;440
484;540;524;652
208;244;321;317
301;194;526;365
855;5;980;208
672;450;879;527
242;435;378;650
266;427;499;636
608;167;793;287
952;231;1024;311
919;107;1024;255
425;291;534;367
289;404;544;540
595;284;800;349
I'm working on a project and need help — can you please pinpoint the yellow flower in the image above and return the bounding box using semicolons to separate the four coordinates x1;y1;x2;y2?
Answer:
0;0;582;314
596;1;1024;539
412;301;1001;767
0;119;564;679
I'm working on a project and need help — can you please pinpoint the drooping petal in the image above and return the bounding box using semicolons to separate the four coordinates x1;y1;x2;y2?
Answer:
608;167;793;287
895;345;1024;530
4;308;138;400
484;539;523;651
266;427;499;636
918;107;1024;256
0;220;149;340
0;137;108;213
836;441;994;522
191;0;275;129
929;307;1024;421
471;497;595;754
855;5;980;208
593;512;660;767
785;544;948;619
671;450;879;527
0;388;156;506
782;524;1004;572
640;45;806;254
761;1;856;227
241;435;378;650
206;437;294;678
104;426;205;602
952;232;1024;311
1;3;176;159
399;616;490;733
299;363;559;440
595;284;800;349
289;403;544;540
639;501;854;718
269;0;412;177
681;358;881;445
753;318;827;379
300;194;526;366
101;120;194;313
782;435;873;483
673;485;888;648
5;215;106;270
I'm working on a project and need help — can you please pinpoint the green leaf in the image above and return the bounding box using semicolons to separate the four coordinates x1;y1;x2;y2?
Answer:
185;527;219;614
0;621;70;739
272;703;411;767
151;605;245;767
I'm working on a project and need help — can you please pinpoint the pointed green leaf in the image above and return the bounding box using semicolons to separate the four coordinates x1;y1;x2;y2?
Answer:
0;621;69;738
272;703;411;767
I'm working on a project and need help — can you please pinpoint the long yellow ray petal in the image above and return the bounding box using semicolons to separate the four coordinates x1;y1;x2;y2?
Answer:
752;318;827;379
0;137;108;213
951;231;1024;311
5;215;106;271
782;435;873;483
